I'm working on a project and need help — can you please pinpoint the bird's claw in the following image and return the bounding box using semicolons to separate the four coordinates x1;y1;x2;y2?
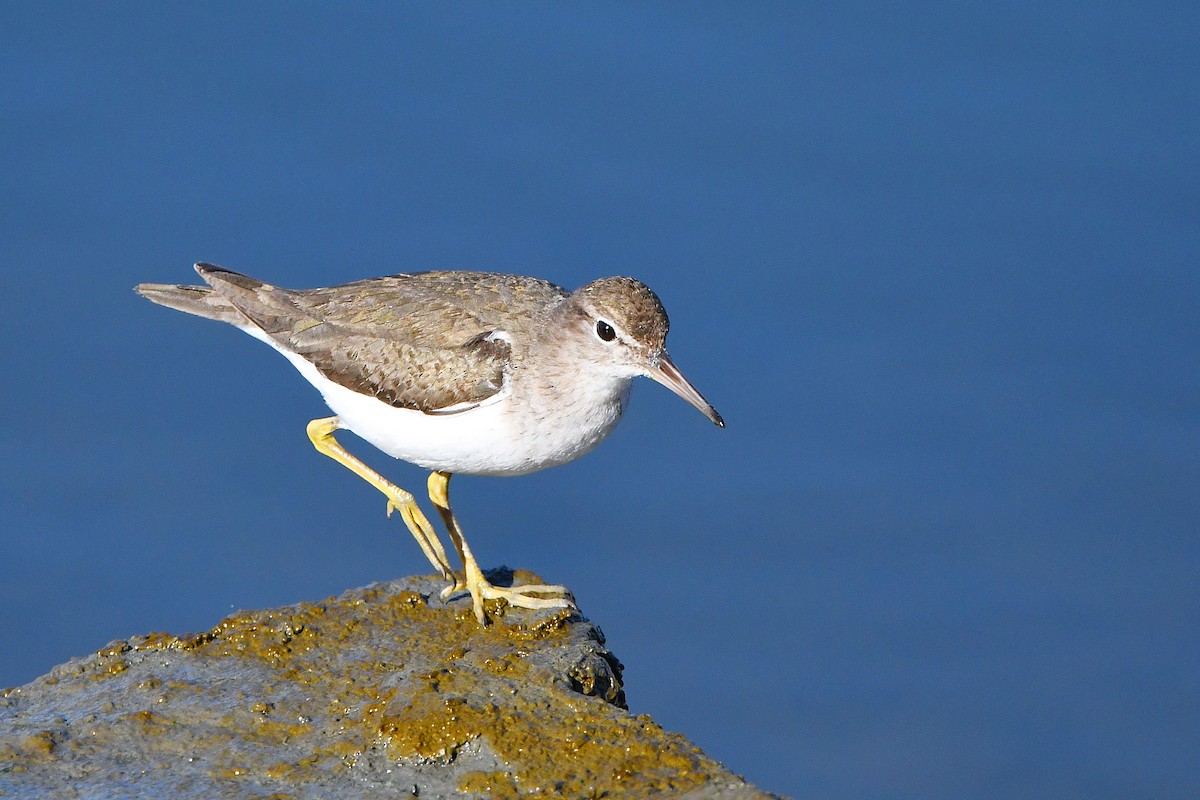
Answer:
439;577;468;601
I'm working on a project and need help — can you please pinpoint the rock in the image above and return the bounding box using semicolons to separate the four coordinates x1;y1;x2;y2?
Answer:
0;572;780;799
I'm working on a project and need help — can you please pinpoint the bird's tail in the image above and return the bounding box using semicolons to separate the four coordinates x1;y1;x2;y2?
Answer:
135;265;250;327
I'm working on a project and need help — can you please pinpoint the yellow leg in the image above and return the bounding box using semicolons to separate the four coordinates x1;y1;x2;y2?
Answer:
306;417;456;585
427;470;574;625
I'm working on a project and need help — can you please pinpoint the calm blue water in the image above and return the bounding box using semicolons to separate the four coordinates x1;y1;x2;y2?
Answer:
2;4;1197;797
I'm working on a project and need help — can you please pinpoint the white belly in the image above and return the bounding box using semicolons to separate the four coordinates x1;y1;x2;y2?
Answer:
242;325;627;476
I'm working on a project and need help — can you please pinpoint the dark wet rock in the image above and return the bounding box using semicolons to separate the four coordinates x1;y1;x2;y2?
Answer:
0;572;780;799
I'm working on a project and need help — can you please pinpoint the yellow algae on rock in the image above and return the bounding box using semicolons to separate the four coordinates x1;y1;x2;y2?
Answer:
20;730;57;758
458;769;520;795
374;653;723;798
0;575;779;799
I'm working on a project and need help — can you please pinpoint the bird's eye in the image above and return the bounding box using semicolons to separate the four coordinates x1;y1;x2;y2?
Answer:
595;320;616;342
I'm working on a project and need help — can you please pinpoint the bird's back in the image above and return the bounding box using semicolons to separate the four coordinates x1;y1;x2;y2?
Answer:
136;265;571;414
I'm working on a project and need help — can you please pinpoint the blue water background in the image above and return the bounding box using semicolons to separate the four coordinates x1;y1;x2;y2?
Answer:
2;5;1197;797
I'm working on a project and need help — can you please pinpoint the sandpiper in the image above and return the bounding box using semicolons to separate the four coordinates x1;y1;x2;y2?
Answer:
136;264;723;623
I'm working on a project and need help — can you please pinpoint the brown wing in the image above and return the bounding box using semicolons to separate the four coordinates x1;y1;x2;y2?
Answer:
195;264;565;413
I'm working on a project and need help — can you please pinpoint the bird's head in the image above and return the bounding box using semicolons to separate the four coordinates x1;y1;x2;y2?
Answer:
560;277;724;428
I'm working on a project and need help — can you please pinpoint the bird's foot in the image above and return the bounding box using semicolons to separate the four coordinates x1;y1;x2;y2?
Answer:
446;564;575;624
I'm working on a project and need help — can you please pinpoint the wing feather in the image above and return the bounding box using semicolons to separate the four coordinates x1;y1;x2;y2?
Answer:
194;264;565;413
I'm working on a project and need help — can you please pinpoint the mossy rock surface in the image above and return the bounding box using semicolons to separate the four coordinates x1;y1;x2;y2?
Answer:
0;573;779;799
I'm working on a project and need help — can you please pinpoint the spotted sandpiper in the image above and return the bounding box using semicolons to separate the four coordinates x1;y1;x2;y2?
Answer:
136;264;723;623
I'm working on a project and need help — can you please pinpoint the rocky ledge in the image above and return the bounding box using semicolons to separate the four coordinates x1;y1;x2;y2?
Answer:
0;572;778;799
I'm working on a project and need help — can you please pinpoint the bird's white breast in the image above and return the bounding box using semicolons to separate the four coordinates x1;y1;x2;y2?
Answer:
241;325;628;477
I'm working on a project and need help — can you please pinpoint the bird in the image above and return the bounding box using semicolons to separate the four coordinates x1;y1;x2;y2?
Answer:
135;263;723;624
